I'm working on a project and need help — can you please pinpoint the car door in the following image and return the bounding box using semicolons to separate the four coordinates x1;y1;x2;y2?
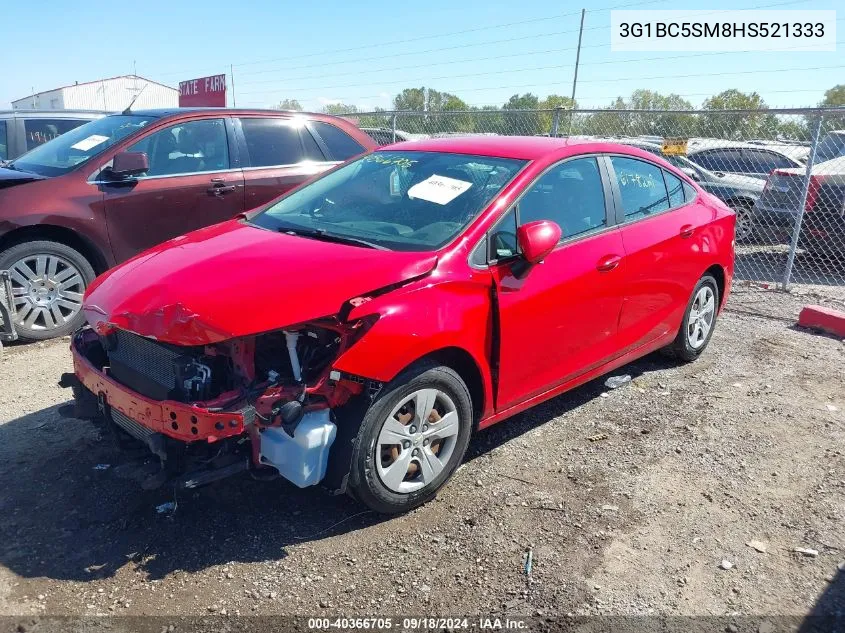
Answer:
608;155;710;352
101;117;245;263
236;116;337;210
489;156;627;410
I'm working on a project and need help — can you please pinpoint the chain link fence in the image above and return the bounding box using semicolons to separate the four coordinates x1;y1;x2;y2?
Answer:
345;107;845;292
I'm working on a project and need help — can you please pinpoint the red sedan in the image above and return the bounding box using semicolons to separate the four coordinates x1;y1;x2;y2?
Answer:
67;136;735;514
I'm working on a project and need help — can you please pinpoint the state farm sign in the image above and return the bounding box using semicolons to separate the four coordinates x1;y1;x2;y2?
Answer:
179;74;227;107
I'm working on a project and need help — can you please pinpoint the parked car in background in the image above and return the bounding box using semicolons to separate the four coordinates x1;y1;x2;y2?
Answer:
0;110;107;162
815;130;845;163
361;127;429;146
686;140;804;178
605;139;764;242
0;108;375;341
753;157;845;255
68;137;734;513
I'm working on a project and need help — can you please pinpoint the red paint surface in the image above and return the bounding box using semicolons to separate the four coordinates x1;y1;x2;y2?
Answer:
798;305;845;338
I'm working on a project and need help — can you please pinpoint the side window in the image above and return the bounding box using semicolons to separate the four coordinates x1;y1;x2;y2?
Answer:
744;149;793;173
300;128;326;161
24;118;88;151
683;181;697;201
663;170;685;208
240;118;323;166
694;149;738;172
609;156;670;221
310;121;366;160
519;157;607;239
489;208;518;261
127;118;229;176
0;121;7;160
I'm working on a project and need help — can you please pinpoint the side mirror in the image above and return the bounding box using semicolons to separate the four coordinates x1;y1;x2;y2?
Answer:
110;151;149;179
681;167;701;181
517;220;561;264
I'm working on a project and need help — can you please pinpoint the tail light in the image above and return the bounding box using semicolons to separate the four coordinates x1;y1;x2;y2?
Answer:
805;175;825;213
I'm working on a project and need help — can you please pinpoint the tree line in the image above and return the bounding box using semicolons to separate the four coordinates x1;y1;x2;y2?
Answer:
275;84;844;141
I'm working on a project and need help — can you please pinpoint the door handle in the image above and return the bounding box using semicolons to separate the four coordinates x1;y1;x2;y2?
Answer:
680;224;695;238
207;182;236;196
596;254;622;272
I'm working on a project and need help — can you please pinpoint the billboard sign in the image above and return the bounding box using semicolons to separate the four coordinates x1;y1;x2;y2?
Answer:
179;74;227;107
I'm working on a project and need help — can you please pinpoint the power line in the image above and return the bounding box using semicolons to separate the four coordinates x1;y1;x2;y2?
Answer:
239;63;844;97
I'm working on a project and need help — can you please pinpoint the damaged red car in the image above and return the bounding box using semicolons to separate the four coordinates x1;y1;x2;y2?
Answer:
65;137;735;514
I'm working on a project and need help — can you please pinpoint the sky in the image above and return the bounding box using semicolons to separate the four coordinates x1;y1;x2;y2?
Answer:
2;0;841;112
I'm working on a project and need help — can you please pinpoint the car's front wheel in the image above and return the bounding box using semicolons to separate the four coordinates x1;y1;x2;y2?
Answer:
348;362;473;514
0;240;95;341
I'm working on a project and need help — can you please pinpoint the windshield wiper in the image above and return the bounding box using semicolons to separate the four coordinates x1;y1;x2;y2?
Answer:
277;226;388;250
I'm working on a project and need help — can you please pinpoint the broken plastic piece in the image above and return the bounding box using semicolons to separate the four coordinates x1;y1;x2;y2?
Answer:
604;374;632;389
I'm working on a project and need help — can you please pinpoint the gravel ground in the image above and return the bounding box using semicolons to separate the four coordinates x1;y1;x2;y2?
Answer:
0;287;843;625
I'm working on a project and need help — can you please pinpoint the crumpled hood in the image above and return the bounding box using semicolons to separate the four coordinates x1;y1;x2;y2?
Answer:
84;220;438;345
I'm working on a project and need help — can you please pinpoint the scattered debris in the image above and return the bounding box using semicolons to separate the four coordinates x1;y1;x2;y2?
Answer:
524;548;533;577
84;563;107;574
587;433;609;442
604;374;632;389
92;464;111;471
720;560;734;570
746;540;768;554
731;382;743;388
601;504;619;512
155;501;177;515
826;404;839;412
795;547;819;558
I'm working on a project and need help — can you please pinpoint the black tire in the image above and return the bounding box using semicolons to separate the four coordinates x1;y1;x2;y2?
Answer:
347;362;473;514
0;240;96;341
728;201;754;243
663;274;720;362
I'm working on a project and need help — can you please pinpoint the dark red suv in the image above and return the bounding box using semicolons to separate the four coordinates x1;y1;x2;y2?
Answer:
0;108;375;340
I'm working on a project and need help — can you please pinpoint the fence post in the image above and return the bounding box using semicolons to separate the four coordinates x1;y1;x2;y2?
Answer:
550;108;561;137
391;114;397;143
781;114;824;290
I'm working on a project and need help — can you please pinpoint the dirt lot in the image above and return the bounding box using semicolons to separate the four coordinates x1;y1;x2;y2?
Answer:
0;287;843;626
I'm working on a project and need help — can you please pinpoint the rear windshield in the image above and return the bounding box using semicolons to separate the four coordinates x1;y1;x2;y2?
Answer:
249;151;527;251
10;114;157;177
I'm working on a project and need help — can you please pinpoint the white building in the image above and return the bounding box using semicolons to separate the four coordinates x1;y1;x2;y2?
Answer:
12;75;178;112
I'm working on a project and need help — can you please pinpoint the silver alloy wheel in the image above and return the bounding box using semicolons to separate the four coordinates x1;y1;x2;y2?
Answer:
376;388;460;494
8;254;85;332
733;205;753;241
687;286;715;350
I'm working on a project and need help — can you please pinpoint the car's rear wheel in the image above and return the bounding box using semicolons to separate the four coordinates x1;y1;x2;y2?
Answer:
0;241;95;341
348;362;473;514
729;201;754;243
664;274;720;362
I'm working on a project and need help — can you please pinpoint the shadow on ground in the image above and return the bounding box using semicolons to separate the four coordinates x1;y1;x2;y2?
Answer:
0;353;672;583
800;567;845;632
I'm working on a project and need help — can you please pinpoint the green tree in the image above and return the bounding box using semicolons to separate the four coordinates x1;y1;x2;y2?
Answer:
539;94;576;135
700;90;775;140
820;84;845;106
625;90;697;138
275;98;302;111
392;87;470;134
321;103;357;115
502;93;543;135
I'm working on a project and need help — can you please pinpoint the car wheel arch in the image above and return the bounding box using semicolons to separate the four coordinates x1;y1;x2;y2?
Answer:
0;224;109;275
702;264;726;309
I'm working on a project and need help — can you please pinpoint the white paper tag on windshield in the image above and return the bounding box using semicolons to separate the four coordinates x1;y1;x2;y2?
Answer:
70;134;109;151
408;174;472;205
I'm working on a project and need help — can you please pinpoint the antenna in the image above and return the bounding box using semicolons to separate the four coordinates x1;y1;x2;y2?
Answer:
122;82;147;115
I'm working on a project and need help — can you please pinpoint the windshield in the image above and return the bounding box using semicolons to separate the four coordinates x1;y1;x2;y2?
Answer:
10;114;158;177
249;151;527;252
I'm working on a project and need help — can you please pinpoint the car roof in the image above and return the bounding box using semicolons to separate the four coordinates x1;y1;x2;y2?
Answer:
125;107;334;119
381;135;641;160
0;109;108;119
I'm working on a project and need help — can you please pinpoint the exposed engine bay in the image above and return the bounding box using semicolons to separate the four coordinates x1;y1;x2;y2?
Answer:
67;317;380;491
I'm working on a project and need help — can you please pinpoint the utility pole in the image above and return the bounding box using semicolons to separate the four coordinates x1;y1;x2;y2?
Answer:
230;64;237;107
568;8;586;135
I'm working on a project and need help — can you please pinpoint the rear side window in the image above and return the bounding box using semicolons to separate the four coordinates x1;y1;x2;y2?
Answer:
610;156;670;221
24;118;89;151
240;118;322;167
683;181;697;201
693;149;741;173
663;170;685;207
310;121;365;160
743;149;793;173
0;121;7;160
